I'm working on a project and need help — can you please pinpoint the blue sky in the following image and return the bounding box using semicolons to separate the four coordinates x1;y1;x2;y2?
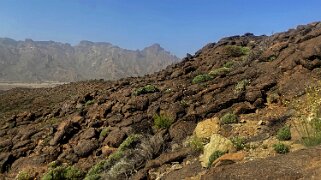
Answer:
0;0;321;57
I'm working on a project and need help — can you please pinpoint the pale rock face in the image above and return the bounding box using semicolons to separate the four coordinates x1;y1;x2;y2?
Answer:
194;117;220;139
200;134;235;167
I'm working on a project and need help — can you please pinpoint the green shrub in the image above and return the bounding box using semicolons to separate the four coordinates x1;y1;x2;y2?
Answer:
180;100;189;107
223;61;234;68
300;118;321;146
220;113;238;124
224;45;250;57
231;136;246;150
235;79;250;92
16;171;32;180
292;85;321;147
85;100;95;106
187;136;205;152
133;85;159;96
42;165;84;180
207;150;226;167
273;143;289;154
85;160;108;180
209;67;230;77
192;74;213;84
268;55;277;61
277;126;291;141
118;134;141;151
153;114;174;129
99;127;111;139
85;134;141;179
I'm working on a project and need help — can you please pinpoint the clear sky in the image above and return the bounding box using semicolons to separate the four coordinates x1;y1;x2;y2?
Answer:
0;0;321;57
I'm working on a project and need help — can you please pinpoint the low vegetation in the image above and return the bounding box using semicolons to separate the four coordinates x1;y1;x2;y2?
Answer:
133;84;159;96
192;74;213;84
207;150;226;167
85;100;95;106
223;45;250;57
235;79;250;92
220;112;238;124
273;143;289;154
42;165;85;180
209;67;230;77
292;85;321;146
186;135;205;152
231;136;246;150
99;127;111;139
85;134;141;180
276;126;291;141
16;171;32;180
153;114;174;129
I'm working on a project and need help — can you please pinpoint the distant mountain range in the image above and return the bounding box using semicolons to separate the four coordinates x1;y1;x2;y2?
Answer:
0;38;179;82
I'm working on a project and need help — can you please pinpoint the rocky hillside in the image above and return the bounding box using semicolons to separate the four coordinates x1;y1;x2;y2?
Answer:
1;22;321;179
0;39;179;82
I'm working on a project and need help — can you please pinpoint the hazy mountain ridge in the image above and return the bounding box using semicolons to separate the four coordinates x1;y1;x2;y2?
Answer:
0;38;179;82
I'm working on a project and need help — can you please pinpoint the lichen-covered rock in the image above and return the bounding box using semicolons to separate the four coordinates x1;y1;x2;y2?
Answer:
194;117;220;139
200;134;235;167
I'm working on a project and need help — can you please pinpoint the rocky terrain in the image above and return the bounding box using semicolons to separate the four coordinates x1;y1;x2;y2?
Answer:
1;21;321;179
0;39;179;82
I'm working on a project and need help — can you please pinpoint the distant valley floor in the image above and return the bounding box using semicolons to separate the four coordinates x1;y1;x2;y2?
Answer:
0;82;66;91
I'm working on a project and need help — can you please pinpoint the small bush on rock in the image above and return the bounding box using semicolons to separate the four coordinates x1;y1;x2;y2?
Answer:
42;165;84;180
231;136;246;150
192;74;213;84
153;114;174;129
186;136;205;152
235;79;250;92
99;127;111;139
273;143;289;154
16;171;32;180
209;67;230;77
207;150;226;167
292;85;321;147
277;126;291;141
224;45;250;57
220;113;238;124
133;85;159;96
85;100;95;106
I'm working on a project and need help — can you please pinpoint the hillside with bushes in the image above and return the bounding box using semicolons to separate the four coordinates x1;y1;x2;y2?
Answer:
2;21;321;179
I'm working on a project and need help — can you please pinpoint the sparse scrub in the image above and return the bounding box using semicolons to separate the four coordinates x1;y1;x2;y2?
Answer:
186;136;205;152
99;127;111;139
235;79;250;92
85;134;141;179
268;55;277;61
192;74;213;84
231;136;246;150
224;45;250;57
180;100;189;107
85;100;95;106
118;134;141;151
207;150;226;167
16;170;32;180
273;143;289;154
277;126;291;141
267;93;280;104
86;134;164;180
209;67;230;77
42;165;84;180
292;85;321;147
220;112;238;124
133;84;159;96
223;61;234;68
153;114;174;129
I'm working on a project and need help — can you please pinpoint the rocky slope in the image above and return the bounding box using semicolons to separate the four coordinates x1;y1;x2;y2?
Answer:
1;21;321;179
0;39;179;82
